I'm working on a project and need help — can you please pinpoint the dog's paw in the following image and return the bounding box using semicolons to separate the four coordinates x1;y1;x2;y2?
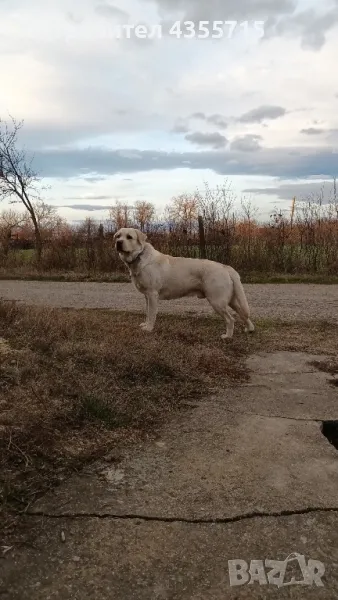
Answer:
221;333;233;340
140;323;154;332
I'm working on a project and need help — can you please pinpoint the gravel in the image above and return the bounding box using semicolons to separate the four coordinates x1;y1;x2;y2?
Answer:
0;280;337;322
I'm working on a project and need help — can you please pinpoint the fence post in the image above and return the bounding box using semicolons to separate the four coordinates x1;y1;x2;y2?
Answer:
198;215;206;259
97;223;105;271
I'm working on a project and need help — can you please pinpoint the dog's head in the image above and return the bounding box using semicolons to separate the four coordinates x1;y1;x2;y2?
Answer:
114;227;147;262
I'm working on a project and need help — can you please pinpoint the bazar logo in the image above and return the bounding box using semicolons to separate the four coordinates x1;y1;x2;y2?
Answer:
228;553;325;587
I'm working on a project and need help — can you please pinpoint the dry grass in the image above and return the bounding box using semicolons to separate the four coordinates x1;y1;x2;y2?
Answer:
1;301;337;539
309;358;338;376
0;267;129;283
250;318;338;356
0;302;249;535
1;267;338;285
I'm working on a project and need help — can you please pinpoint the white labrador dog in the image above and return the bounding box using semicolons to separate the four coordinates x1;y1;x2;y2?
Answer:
114;227;254;339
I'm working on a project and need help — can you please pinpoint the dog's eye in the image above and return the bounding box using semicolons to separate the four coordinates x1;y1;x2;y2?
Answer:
127;235;133;240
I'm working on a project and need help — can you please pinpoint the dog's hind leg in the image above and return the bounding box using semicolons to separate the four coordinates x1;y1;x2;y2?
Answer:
228;268;255;333
229;297;255;333
207;297;235;339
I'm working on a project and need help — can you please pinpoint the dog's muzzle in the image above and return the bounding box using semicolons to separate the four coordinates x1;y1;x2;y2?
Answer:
116;240;123;252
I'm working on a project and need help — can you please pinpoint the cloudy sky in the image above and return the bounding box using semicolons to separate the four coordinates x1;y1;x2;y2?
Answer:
1;0;338;223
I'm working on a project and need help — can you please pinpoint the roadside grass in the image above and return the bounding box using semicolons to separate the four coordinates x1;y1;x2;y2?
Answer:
1;268;338;285
242;273;338;285
0;268;129;283
1;303;337;539
249;317;338;356
0;303;248;536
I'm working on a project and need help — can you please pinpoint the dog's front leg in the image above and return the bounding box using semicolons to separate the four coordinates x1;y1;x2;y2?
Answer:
140;292;158;332
139;295;149;328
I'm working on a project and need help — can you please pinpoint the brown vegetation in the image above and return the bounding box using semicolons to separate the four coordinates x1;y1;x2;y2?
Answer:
1;117;338;279
0;301;248;536
1;180;338;280
1;300;337;539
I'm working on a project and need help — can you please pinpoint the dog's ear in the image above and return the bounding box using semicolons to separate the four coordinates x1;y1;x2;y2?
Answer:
136;230;147;244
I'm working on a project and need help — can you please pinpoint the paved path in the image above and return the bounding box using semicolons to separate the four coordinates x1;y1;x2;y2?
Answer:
0;280;338;321
2;351;338;598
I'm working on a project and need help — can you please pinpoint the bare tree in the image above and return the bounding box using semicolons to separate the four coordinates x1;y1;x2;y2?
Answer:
0;208;25;255
31;199;65;240
0;117;44;260
108;200;132;231
239;197;259;264
195;180;235;227
165;193;198;234
133;200;155;232
240;197;259;223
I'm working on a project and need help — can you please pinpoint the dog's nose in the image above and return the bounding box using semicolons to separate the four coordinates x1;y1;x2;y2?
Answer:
116;240;123;251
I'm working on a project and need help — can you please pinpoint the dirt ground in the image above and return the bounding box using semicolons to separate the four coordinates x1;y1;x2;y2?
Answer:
1;282;338;597
0;280;337;321
2;349;338;599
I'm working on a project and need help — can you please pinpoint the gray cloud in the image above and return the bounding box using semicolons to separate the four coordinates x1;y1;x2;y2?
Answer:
83;175;108;183
66;12;84;24
243;180;337;202
185;131;228;149
171;118;190;133
95;3;129;19
61;204;112;211
266;5;338;50
300;127;325;135
150;0;295;22
327;128;338;141
17;123;110;149
4;30;170;148
30;145;338;180
190;112;227;128
17;108;169;149
172;124;190;133
153;0;338;50
230;134;262;152
64;195;113;201
207;114;227;129
238;105;287;123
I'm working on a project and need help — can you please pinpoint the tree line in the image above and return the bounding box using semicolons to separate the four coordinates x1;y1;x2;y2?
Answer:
1;116;338;275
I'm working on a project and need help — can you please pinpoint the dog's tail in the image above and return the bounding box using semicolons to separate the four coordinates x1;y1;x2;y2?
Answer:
227;266;251;320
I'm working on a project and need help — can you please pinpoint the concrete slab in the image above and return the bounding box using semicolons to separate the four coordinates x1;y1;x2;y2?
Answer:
4;351;338;600
31;403;338;520
245;372;333;388
2;512;338;599
215;372;338;421
246;352;330;374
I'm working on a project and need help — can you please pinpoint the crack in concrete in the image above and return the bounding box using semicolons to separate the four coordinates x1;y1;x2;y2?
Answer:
26;506;338;525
